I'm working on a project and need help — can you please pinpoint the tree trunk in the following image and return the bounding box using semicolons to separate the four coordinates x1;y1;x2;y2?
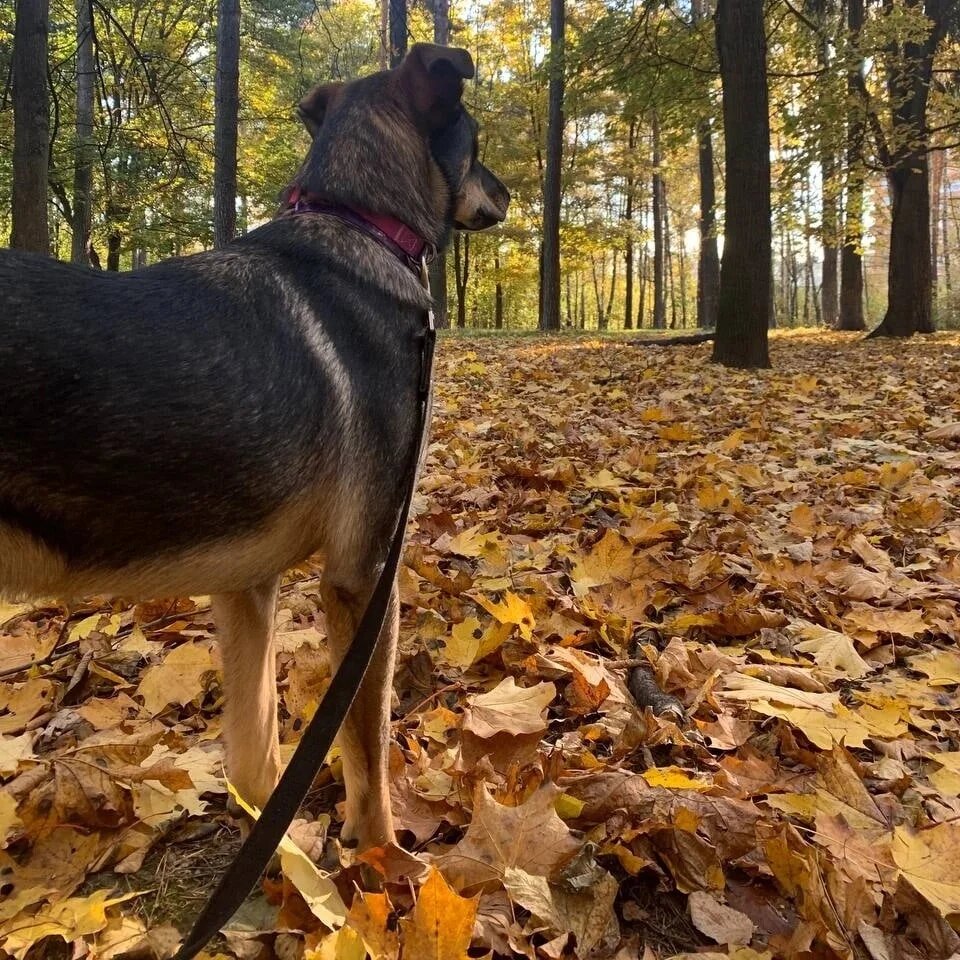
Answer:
652;113;666;330
623;117;636;330
931;147;943;314
11;0;50;254
389;0;407;68
71;0;95;265
870;0;947;337
943;151;952;301
692;0;720;331
494;250;504;329
539;0;564;330
877;160;933;335
214;0;240;249
696;118;720;330
819;33;839;327
428;0;450;328
453;231;469;328
839;0;865;331
379;0;389;70
107;231;122;271
712;0;771;368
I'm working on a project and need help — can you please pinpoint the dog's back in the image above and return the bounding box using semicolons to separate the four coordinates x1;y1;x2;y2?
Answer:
0;228;423;598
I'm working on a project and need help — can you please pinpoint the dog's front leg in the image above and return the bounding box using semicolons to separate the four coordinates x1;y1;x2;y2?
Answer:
320;573;398;850
214;576;282;810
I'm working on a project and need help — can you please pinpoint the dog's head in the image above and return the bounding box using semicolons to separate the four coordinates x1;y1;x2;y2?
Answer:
295;44;509;247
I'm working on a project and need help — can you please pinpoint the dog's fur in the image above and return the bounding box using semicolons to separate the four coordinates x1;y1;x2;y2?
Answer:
0;44;508;849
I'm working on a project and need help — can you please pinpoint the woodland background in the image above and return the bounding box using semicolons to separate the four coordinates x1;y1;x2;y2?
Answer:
5;0;960;361
4;2;960;960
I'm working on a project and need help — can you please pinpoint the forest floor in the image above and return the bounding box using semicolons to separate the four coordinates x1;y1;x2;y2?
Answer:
2;330;960;960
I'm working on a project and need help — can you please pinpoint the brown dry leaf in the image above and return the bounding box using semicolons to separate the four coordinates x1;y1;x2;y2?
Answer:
461;676;555;738
400;867;478;960
438;783;582;890
688;890;755;945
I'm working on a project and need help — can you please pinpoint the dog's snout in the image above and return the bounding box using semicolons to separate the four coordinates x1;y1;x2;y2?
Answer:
482;168;510;222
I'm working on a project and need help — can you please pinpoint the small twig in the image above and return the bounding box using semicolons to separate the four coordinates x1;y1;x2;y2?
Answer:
0;639;78;680
605;658;650;670
61;650;95;703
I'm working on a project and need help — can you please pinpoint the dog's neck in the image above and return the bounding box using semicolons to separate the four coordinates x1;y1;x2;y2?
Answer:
290;75;452;250
282;190;433;273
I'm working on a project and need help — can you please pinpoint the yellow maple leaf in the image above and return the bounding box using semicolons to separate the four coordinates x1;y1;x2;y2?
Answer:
569;529;637;596
474;591;535;640
909;648;960;686
400;868;478;960
136;640;217;715
790;622;871;679
892;823;960;918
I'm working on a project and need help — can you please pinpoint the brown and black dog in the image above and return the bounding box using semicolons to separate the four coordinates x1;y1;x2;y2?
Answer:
0;44;508;850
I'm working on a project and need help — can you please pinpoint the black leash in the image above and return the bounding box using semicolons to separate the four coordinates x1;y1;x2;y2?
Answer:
173;301;435;960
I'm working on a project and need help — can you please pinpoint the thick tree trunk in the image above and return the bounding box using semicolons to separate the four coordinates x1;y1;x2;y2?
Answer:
870;0;946;338
214;0;240;249
874;160;933;336
539;0;564;330
11;0;50;254
71;0;95;265
652;112;666;330
389;0;407;68
712;0;771;368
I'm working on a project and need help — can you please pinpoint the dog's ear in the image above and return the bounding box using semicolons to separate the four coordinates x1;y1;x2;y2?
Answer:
396;43;475;128
298;83;343;137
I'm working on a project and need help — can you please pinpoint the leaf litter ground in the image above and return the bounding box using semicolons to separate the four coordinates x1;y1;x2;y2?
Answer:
2;330;960;959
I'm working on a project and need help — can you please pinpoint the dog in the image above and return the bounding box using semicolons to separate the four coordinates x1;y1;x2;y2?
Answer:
0;43;509;851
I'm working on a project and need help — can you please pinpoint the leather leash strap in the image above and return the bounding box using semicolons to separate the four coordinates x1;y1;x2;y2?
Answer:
174;278;436;960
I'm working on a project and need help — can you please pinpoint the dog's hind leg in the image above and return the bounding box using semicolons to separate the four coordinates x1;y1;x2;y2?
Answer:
214;575;282;810
320;567;398;850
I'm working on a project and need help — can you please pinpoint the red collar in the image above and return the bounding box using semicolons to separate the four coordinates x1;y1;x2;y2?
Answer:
283;186;432;272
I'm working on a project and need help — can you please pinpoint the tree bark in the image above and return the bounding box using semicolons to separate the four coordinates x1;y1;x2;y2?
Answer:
389;0;407;68
623;116;636;330
712;0;771;368
107;231;122;271
453;231;469;328
652;112;666;330
539;0;564;330
869;0;948;337
11;0;50;254
214;0;240;249
71;0;95;265
494;250;504;328
692;0;719;330
839;0;866;330
429;0;450;327
696;118;720;330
